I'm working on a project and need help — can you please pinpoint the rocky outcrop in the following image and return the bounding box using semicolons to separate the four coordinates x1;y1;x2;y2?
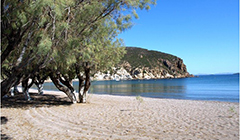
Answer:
93;68;133;81
93;47;194;80
93;66;192;81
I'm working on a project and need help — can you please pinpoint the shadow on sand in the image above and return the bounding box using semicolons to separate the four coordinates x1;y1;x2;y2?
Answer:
1;92;72;109
1;116;11;140
1;92;72;139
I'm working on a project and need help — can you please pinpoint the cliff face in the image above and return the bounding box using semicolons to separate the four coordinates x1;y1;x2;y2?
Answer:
93;47;193;80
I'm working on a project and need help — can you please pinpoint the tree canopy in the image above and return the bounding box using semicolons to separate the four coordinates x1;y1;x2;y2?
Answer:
1;0;156;103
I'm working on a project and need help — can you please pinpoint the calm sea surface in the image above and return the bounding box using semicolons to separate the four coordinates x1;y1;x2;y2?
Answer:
42;74;239;102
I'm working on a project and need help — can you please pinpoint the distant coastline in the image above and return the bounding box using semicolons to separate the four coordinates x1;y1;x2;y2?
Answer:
195;73;239;76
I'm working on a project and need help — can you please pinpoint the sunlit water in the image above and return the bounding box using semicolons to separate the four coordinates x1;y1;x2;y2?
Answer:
41;74;239;102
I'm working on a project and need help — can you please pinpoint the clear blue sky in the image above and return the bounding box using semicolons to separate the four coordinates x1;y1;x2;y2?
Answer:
118;0;239;75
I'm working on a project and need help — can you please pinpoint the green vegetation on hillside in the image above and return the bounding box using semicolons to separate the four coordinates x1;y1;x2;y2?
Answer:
121;47;178;68
117;47;191;77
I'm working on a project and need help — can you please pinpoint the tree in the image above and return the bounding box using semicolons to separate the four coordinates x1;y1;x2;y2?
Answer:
69;0;156;103
74;18;127;103
1;0;76;97
1;0;58;96
1;0;156;103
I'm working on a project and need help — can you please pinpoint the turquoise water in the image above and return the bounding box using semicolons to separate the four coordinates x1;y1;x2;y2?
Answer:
42;74;239;102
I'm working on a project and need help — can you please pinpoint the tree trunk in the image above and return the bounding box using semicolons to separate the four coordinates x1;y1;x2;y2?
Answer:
13;84;20;94
34;74;47;95
1;21;33;63
78;76;85;103
22;77;34;101
79;66;91;103
1;74;22;98
10;84;20;97
58;74;75;93
49;73;77;103
35;82;44;95
75;64;84;103
1;41;16;63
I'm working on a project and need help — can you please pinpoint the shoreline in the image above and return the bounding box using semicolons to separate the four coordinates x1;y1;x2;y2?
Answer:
5;88;239;104
24;88;240;103
44;75;196;83
1;90;239;139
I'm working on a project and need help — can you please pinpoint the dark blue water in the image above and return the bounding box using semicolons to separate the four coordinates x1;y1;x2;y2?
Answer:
42;74;239;102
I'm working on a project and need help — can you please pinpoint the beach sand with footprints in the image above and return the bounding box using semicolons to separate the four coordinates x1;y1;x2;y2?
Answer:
1;89;239;139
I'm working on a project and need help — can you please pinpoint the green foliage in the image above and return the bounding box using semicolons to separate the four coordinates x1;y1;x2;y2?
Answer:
37;36;52;55
136;95;144;103
229;106;236;114
120;47;178;69
1;0;156;86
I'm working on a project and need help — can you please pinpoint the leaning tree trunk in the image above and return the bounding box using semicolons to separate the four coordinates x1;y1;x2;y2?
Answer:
1;17;34;63
1;73;23;98
49;73;77;103
1;30;35;97
1;78;15;97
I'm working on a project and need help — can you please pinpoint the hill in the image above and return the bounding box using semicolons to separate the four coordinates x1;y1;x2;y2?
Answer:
94;47;193;80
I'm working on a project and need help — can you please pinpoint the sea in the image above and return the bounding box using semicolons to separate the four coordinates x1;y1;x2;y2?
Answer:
41;74;239;103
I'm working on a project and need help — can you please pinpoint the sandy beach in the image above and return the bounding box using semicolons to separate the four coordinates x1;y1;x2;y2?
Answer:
1;90;239;140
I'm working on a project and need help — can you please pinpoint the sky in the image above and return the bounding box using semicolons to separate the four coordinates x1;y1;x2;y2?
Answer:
118;0;239;75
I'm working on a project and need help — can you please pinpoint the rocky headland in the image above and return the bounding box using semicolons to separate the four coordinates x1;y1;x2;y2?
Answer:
94;47;194;80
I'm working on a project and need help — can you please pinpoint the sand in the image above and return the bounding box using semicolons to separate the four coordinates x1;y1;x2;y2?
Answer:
1;89;239;140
